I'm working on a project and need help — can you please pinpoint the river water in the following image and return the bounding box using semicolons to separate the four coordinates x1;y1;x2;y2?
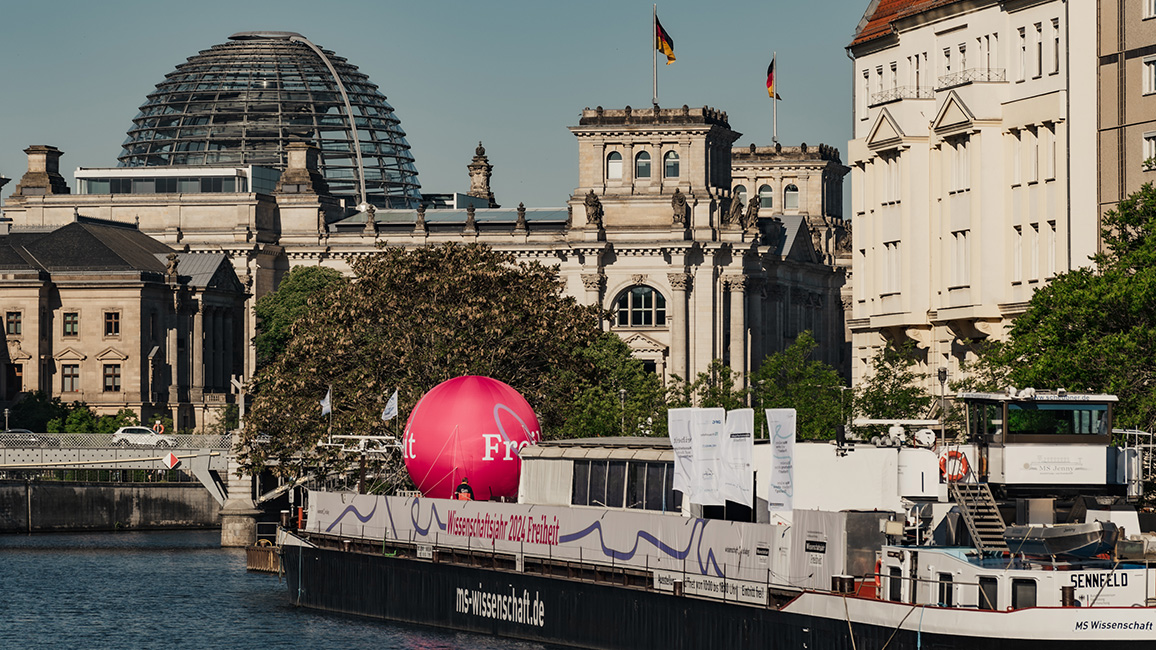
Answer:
0;530;552;650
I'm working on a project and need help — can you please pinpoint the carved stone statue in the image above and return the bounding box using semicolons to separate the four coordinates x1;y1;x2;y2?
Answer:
363;203;376;233
742;197;759;231
515;202;527;231
584;190;603;229
415;205;427;233
671;188;687;225
465;205;476;231
724;196;743;226
165;252;179;277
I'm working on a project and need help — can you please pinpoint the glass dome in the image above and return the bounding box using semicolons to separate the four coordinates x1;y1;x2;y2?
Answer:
118;31;421;208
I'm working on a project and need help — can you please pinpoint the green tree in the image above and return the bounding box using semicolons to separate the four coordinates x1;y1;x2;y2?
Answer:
998;183;1156;432
240;243;613;479
97;409;140;434
750;332;848;440
550;333;669;439
853;342;934;428
46;402;99;433
667;360;747;411
8;390;68;432
253;265;347;367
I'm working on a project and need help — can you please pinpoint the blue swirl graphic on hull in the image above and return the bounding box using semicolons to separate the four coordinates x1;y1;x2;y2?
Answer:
324;500;378;532
558;518;725;578
411;498;447;536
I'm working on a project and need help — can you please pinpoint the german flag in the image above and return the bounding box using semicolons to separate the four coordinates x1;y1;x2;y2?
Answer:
767;56;782;100
655;15;675;65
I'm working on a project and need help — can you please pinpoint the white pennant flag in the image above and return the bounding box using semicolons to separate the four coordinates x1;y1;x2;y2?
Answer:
381;389;399;422
320;388;332;416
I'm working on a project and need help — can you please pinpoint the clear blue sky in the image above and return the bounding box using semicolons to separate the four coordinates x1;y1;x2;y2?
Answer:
0;0;869;208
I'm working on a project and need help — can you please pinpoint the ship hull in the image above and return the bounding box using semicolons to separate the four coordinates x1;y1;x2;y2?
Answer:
282;543;1146;650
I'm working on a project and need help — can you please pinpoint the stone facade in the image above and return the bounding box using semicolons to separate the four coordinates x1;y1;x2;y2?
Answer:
0;216;246;429
1;105;848;397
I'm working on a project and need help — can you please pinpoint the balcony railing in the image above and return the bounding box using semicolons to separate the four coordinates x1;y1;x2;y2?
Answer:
869;85;935;106
936;67;1006;89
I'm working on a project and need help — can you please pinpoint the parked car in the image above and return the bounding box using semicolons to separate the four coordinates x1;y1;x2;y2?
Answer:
112;426;178;448
0;429;61;447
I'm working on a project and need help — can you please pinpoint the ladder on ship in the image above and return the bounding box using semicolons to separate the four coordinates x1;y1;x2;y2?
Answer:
949;482;1008;554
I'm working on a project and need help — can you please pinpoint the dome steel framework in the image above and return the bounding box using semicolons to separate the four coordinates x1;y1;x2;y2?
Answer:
118;31;421;208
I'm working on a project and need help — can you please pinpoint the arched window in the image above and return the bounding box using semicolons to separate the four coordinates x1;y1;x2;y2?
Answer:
758;184;774;209
784;183;799;210
663;151;680;178
635;151;651;178
607;151;623;180
734;185;747;204
615;286;667;327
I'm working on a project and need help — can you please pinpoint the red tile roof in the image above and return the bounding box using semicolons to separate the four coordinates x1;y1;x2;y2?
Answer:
849;0;959;48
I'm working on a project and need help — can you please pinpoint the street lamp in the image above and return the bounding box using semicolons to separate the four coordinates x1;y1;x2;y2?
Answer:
937;367;948;447
3;408;8;431
618;389;627;434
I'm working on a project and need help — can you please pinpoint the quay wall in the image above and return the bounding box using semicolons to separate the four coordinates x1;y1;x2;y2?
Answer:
0;480;221;533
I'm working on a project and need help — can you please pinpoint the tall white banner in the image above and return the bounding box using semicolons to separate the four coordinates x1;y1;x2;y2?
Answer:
667;408;695;501
721;408;754;506
766;408;796;512
690;408;726;506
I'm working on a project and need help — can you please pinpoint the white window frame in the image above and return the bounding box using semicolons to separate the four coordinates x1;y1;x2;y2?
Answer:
1029;223;1040;281
1051;19;1060;74
1034;23;1043;78
1046;220;1057;278
1013;226;1023;283
1143;131;1156;170
1145;0;1156;19
606;151;623;180
1144;57;1156;96
1018;28;1027;81
1029;127;1039;183
1045;124;1057;180
884;241;901;295
1012;130;1023;186
952;230;971;287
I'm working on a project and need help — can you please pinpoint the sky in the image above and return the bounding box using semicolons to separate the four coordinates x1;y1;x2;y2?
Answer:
0;0;870;208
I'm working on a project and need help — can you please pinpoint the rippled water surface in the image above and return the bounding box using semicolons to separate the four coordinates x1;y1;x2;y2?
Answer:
0;530;552;650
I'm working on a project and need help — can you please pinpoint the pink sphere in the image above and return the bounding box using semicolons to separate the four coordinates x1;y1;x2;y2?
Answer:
403;376;541;500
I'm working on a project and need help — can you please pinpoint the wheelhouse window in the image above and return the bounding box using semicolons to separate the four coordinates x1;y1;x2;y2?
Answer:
635;151;651;178
978;577;998;610
1012;579;1036;609
784;184;799;210
663;151;679;178
6;311;21;336
572;459;680;512
615;286;667;327
62;364;80;392
607;151;623;179
938;573;954;607
1007;402;1109;437
63;312;79;337
758;184;774;209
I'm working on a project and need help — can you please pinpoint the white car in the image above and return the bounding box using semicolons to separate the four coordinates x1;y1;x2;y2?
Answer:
112;426;177;448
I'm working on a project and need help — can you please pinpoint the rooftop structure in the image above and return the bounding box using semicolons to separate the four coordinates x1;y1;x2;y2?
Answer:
117;31;421;208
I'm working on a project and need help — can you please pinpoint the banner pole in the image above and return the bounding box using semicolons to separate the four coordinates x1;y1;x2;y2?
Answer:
653;5;658;105
772;52;778;144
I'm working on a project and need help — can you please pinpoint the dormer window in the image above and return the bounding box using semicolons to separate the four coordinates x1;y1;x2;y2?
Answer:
635;151;651;178
663;151;680;178
607;151;623;180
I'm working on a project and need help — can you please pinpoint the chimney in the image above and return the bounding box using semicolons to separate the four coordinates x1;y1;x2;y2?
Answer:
13;145;70;196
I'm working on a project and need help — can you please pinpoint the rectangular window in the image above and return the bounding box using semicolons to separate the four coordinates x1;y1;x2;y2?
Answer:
884;241;901;294
938;573;954;607
1012;579;1037;609
1012;130;1022;185
1146;0;1156;19
571;460;590;506
1051;19;1060;74
103;364;122;392
1045;124;1056;180
862;69;870;116
952;230;970;287
1144;57;1156;95
958;43;966;71
104;311;120;336
5;311;21;336
888;566;903;602
1029;127;1039;183
914;54;922;90
950;137;970;192
1013;226;1024;282
943;47;952;76
979;577;998;610
62;364;80;392
1018;28;1027;81
1144;132;1156;169
1030;223;1040;280
1047;221;1057;277
63;312;79;337
588;460;607;507
1034;23;1043;77
605;460;626;508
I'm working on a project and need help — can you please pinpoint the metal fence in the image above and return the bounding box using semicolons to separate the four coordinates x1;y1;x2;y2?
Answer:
2;433;233;450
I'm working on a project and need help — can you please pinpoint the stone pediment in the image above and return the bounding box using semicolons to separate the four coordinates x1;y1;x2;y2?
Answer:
53;347;87;361
96;347;129;361
621;332;667;354
6;340;32;361
932;91;975;135
866;109;904;151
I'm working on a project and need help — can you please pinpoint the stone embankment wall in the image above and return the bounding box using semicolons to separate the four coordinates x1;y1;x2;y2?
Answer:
0;481;220;533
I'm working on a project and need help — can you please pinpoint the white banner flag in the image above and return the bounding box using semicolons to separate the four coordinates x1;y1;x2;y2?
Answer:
721;408;754;507
667;408;695;501
766;408;796;512
381;389;399;421
320;388;332;416
690;408;726;506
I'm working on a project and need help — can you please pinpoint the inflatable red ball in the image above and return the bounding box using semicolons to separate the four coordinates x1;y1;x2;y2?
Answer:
403;376;541;500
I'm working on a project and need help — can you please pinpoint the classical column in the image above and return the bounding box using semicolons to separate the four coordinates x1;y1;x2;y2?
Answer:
214;308;225;391
224;309;235;387
192;303;205;401
747;277;764;372
727;275;748;379
667;272;691;381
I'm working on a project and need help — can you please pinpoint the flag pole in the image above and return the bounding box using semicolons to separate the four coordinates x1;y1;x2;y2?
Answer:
772;51;778;144
327;383;333;443
652;5;658;106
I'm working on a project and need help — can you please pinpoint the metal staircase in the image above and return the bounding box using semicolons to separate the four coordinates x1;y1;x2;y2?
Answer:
949;482;1008;554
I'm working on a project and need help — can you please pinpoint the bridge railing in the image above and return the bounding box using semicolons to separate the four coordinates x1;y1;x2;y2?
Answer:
7;433;234;450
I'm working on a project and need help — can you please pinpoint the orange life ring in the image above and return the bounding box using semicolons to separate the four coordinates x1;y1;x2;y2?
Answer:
874;559;882;589
939;450;969;481
152;422;165;434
